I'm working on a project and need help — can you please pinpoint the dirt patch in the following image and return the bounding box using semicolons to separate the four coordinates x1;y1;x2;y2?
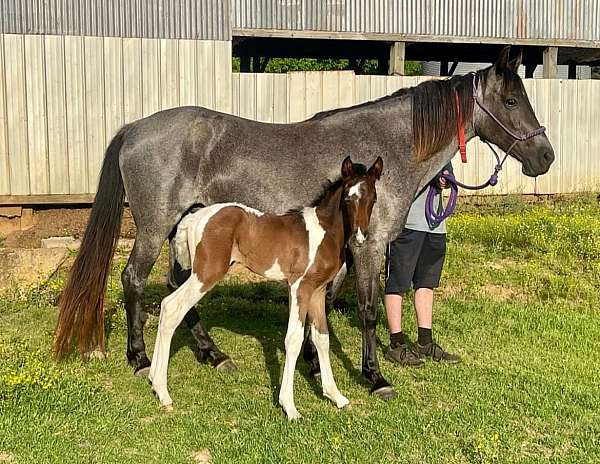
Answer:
2;207;136;248
479;283;519;301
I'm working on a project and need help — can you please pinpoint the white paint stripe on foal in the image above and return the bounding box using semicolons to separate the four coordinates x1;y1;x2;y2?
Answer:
279;207;327;418
347;181;363;199
174;203;264;269
264;258;286;281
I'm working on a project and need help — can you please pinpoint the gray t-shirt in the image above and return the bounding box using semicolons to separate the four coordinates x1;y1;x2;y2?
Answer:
404;187;447;234
404;162;453;234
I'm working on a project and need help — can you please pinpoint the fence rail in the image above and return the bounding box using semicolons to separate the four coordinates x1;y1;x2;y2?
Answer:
0;40;599;202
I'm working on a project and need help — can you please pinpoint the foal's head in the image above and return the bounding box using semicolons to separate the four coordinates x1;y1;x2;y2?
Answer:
340;156;383;247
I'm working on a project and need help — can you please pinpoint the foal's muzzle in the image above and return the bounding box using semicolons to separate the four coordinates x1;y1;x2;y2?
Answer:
352;228;368;247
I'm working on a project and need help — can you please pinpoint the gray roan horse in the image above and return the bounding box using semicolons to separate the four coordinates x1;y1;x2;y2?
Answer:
55;46;554;400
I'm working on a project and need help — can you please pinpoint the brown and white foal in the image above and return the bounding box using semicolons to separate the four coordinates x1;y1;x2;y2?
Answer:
149;156;383;420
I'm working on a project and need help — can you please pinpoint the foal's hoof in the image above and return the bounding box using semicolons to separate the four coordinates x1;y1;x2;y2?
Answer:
215;358;237;372
134;366;151;378
371;385;398;401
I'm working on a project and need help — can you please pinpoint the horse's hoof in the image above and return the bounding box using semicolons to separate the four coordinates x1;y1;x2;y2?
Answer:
312;371;322;382
83;349;106;361
215;358;237;372
134;366;151;378
162;404;174;413
371;385;397;401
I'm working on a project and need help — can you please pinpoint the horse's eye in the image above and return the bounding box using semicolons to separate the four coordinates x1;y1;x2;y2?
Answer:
505;97;517;107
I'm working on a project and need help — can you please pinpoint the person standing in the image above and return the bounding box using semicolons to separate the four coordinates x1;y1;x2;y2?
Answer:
384;164;461;366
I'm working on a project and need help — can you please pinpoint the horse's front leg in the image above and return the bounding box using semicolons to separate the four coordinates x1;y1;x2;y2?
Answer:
351;241;397;400
309;289;349;409
279;279;309;420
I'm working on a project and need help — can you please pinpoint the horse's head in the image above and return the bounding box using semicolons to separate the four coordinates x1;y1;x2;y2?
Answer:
475;46;555;177
340;156;383;248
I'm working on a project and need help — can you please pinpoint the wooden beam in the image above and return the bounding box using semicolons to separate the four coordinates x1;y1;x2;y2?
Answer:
388;42;405;75
543;47;559;78
232;28;600;50
0;194;95;205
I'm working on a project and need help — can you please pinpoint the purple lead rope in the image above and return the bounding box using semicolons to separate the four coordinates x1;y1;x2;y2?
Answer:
425;141;508;229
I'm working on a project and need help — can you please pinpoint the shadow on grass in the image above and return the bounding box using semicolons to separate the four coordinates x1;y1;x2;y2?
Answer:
128;280;367;405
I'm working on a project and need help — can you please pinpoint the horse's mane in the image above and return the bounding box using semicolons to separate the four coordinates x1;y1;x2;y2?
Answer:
285;163;368;215
309;72;480;163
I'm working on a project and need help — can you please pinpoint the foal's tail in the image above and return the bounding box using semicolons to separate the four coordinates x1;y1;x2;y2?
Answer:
54;125;129;359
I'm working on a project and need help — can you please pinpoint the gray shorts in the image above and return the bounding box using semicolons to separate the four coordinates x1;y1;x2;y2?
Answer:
384;228;447;294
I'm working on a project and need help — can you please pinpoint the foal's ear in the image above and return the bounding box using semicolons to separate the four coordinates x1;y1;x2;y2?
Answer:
493;45;511;75
368;156;383;180
341;156;354;179
508;49;523;73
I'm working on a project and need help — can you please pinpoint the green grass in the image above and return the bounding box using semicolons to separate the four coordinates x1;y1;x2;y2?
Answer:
1;194;600;463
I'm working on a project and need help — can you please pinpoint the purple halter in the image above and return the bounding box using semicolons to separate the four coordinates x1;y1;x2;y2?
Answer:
425;73;547;229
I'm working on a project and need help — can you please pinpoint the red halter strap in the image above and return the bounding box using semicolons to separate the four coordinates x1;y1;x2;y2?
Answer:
454;89;467;163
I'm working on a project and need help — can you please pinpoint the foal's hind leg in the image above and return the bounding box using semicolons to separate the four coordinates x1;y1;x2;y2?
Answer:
168;243;235;371
122;233;165;375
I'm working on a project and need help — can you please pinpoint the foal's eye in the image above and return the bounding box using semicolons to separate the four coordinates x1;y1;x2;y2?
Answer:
505;97;517;108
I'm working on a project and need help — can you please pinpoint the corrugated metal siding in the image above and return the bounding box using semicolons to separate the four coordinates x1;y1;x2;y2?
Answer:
0;0;231;40
231;0;600;44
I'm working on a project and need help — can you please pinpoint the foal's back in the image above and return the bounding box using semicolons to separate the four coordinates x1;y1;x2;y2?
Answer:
174;202;321;286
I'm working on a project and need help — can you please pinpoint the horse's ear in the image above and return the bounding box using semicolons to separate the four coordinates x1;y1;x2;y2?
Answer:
341;156;354;179
368;156;383;180
508;49;523;73
493;46;511;75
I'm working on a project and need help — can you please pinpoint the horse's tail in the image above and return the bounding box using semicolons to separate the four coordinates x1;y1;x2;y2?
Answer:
54;125;129;359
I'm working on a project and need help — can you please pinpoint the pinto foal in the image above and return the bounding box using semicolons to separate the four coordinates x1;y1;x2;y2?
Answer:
149;156;383;419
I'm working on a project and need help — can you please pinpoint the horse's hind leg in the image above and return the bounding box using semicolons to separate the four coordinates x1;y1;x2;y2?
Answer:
122;233;165;375
168;240;236;371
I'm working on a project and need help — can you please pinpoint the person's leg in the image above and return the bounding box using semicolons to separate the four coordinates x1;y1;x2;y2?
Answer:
413;233;460;363
414;287;433;346
383;230;424;367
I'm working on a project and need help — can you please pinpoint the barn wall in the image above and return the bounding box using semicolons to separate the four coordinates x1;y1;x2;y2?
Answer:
231;71;600;195
0;33;231;196
1;0;231;41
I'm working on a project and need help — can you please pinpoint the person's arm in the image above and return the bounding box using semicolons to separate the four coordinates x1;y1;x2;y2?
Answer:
436;161;454;189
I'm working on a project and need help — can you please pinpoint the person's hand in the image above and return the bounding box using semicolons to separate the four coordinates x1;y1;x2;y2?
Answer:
437;170;451;189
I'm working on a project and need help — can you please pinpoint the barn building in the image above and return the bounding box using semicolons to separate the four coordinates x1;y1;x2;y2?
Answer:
0;0;599;208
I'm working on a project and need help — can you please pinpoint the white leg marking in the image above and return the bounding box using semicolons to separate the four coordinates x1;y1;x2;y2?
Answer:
279;280;304;420
149;273;206;408
173;203;264;270
277;208;327;419
310;324;349;409
264;258;286;281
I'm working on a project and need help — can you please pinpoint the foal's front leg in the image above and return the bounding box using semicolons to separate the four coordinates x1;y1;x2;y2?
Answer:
279;279;308;420
309;289;349;409
149;275;208;408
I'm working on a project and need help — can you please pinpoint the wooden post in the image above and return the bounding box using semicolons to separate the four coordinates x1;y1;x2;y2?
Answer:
525;63;537;78
543;47;558;78
240;56;250;72
568;62;577;79
388;42;405;75
440;61;449;76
